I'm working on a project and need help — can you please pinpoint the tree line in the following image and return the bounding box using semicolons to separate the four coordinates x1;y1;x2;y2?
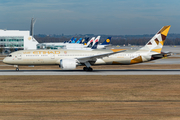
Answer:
34;36;180;46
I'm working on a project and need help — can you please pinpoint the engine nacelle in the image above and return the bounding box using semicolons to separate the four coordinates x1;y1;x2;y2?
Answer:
60;59;77;70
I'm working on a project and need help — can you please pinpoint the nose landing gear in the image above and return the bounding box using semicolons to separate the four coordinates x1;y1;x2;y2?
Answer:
14;65;19;71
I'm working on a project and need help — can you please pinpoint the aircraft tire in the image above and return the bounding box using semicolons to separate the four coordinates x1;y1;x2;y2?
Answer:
83;67;88;71
83;67;93;71
16;68;19;71
88;67;93;71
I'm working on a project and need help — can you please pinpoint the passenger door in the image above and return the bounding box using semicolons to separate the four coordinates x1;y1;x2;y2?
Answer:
17;53;22;60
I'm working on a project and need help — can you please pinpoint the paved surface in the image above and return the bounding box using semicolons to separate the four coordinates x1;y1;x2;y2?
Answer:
0;69;180;75
141;58;180;64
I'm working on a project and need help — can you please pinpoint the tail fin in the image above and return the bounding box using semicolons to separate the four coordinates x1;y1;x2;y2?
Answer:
101;37;111;45
83;37;90;45
140;25;171;53
87;37;95;47
76;38;82;44
71;38;77;43
91;36;101;49
68;37;74;43
80;38;85;44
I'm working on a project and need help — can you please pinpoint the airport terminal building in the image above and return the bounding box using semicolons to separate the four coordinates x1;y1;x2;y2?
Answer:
0;29;38;51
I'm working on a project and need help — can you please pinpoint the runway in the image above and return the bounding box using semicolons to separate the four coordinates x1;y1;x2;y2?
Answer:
0;69;180;75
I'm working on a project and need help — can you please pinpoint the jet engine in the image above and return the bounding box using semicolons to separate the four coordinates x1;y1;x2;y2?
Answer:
59;59;77;70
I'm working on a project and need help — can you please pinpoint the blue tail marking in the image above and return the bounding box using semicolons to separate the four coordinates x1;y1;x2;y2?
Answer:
101;37;111;45
68;37;74;43
91;42;99;49
71;38;77;43
76;38;82;44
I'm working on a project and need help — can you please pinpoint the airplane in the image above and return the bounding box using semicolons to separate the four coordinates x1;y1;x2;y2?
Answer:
86;36;100;48
76;38;82;44
91;36;100;49
71;38;77;43
97;37;112;49
38;37;89;49
80;37;89;45
66;37;74;43
37;36;108;50
85;37;95;47
3;25;171;71
79;36;111;49
79;38;86;44
64;37;81;44
64;36;100;50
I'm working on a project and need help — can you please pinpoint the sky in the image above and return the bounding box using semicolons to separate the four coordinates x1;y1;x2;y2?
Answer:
0;0;180;35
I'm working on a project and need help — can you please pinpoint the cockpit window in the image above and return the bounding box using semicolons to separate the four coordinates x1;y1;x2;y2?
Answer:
7;55;12;57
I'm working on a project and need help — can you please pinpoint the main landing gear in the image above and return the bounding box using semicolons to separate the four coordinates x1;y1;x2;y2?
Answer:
83;67;93;71
83;62;93;71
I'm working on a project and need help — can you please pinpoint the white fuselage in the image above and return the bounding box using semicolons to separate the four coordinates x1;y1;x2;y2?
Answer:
3;49;153;66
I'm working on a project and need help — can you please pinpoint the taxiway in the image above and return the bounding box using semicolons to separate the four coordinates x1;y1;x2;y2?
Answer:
0;69;180;75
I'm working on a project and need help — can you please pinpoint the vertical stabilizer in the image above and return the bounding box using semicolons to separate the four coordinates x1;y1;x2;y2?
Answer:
140;25;171;53
76;38;82;44
101;37;112;45
71;38;77;43
86;37;95;47
91;36;101;49
82;37;90;45
68;37;74;43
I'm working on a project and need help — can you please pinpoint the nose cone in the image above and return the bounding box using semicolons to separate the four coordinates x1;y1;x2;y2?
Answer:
3;57;7;64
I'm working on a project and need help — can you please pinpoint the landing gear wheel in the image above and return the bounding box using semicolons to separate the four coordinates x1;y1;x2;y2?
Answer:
16;68;19;71
83;67;93;71
88;67;93;71
83;67;88;71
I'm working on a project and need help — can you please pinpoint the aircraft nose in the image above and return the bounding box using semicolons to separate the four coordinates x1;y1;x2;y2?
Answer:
3;58;7;64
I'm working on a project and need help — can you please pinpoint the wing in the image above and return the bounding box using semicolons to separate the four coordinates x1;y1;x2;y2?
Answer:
76;50;126;63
